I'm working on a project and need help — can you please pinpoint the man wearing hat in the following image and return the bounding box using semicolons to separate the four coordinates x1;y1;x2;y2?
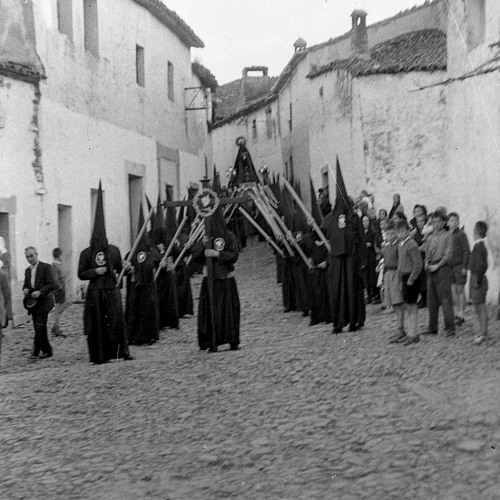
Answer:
23;246;56;359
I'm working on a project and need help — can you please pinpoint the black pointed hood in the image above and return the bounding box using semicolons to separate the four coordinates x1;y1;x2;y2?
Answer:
332;157;352;216
310;178;323;225
90;180;108;255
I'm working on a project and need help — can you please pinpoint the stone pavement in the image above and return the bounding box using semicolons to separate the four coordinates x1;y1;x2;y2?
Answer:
1;242;500;500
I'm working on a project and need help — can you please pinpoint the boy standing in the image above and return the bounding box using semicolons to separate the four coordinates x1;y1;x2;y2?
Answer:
447;213;470;325
394;220;423;345
469;221;489;345
382;221;404;342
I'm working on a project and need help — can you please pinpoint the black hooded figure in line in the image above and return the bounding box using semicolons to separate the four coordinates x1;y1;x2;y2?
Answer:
78;181;133;364
300;179;332;325
154;190;180;329
125;204;161;345
192;207;240;351
320;160;366;333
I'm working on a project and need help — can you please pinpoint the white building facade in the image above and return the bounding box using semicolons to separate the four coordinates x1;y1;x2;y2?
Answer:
0;0;212;323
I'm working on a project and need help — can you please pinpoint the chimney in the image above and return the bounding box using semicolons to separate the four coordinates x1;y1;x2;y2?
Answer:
237;66;269;111
350;10;369;58
294;38;307;52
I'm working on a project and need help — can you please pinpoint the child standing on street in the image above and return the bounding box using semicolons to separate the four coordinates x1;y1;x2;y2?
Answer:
469;221;489;345
382;220;404;341
394;220;423;345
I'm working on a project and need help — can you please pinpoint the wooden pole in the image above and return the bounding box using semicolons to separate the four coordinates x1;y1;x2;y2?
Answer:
204;217;217;352
281;177;331;252
238;207;285;258
116;206;155;286
173;220;205;269
154;216;188;281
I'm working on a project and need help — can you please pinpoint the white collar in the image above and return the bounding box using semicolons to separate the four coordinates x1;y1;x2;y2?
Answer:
400;236;411;246
475;238;486;244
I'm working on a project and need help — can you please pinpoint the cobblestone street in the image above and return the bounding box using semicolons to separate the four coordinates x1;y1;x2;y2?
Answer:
1;242;500;500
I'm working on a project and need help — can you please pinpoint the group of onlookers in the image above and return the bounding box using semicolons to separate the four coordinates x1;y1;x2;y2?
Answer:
353;192;490;346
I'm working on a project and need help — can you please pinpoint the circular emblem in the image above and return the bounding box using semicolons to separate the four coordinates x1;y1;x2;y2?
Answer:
95;252;106;266
137;251;147;264
214;237;225;252
193;188;220;218
338;215;346;229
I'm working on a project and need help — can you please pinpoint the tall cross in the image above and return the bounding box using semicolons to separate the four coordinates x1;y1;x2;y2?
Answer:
164;177;249;352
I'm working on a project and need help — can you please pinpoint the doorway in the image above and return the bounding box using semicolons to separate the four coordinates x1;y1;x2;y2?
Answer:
58;204;72;300
128;174;143;244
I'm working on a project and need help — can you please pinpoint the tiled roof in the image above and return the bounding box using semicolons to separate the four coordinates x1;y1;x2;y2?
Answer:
214;75;278;123
270;50;308;94
212;50;306;128
0;61;45;83
307;0;442;54
132;0;204;48
308;29;446;78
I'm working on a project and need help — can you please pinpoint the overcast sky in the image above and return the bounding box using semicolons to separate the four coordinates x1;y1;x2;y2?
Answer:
165;0;428;84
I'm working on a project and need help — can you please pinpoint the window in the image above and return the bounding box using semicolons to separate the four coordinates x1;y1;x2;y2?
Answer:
168;62;174;101
57;0;73;41
83;0;99;57
289;102;293;131
136;45;145;86
265;108;273;139
252;119;257;140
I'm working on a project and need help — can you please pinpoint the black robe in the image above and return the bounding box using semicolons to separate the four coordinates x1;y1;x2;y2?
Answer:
78;244;130;363
193;231;240;350
176;233;194;317
321;211;366;331
301;232;332;325
126;248;160;345
156;242;180;329
282;255;296;312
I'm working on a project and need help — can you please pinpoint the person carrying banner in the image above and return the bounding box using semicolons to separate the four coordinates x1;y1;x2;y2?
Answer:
192;206;240;351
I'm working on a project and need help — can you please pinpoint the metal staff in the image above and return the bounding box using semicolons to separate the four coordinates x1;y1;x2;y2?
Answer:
154;216;188;281
281;177;331;252
116;206;155;286
238;207;285;258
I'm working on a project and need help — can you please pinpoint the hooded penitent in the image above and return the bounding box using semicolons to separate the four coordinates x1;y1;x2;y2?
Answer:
310;178;323;226
165;185;178;241
151;194;167;246
90;181;110;269
330;158;353;256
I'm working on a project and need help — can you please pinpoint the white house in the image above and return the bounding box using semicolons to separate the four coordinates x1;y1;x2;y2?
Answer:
0;0;213;323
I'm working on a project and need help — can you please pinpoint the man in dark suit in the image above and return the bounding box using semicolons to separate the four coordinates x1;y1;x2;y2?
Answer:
23;246;56;359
